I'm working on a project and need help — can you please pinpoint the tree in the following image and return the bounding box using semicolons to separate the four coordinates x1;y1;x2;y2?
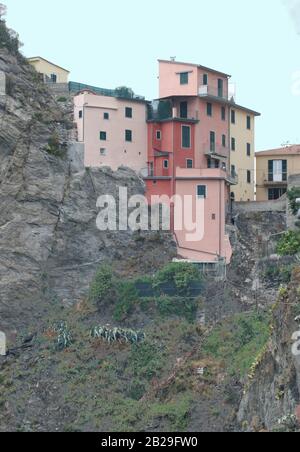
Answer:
0;4;7;20
115;86;134;99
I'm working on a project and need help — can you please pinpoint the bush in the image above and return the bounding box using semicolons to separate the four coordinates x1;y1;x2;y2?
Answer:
0;20;20;55
287;187;300;215
276;231;300;256
155;295;198;322
153;262;201;294
202;312;270;378
89;265;115;305
114;281;139;321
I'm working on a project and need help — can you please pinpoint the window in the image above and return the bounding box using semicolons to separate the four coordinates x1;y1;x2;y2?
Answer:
268;188;287;200
268;160;287;182
222;135;226;147
125;130;132;142
197;185;207;199
125;107;133;118
221;106;226;121
207;103;213;117
231;165;236;177
163;160;169;169
156;130;161;140
186;159;193;169
100;148;107;156
180;72;189;85
218;79;224;98
180;101;188;119
203;74;208;85
79;110;83;119
247;143;251;156
104;112;109;120
210;131;216;152
247;115;251;130
149;162;154;177
182;126;191;148
50;73;57;83
231;110;236;124
100;131;107;141
231;137;236;151
247;170;251;184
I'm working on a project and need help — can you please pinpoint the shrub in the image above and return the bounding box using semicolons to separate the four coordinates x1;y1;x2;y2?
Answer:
57;97;67;103
88;265;115;305
153;262;201;294
276;231;300;256
155;295;198;322
202;312;270;378
287;187;300;215
0;20;20;55
114;281;139;321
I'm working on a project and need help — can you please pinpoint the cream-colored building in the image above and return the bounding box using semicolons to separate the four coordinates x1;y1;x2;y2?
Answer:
28;57;70;84
230;105;260;202
256;145;300;201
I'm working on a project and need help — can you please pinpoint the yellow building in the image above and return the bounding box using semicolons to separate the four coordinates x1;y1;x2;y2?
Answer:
256;145;300;201
28;57;70;84
230;105;260;202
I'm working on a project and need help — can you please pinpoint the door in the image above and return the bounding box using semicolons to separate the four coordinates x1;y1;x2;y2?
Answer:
180;102;188;119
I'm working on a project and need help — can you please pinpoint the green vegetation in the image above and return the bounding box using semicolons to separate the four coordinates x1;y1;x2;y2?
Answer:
153;262;202;294
202;312;270;378
57;97;68;103
276;231;300;256
89;262;203;322
287;187;300;215
0;19;21;56
88;265;115;305
114;281;139;321
44;132;65;157
264;264;293;284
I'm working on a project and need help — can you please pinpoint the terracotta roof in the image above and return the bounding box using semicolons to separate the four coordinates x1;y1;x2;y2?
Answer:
256;145;300;157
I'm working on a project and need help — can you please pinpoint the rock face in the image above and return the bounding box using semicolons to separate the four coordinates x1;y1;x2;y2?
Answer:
238;269;300;431
0;49;176;335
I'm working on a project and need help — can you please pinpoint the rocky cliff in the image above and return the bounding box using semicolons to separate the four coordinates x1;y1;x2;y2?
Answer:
0;47;176;337
238;268;300;431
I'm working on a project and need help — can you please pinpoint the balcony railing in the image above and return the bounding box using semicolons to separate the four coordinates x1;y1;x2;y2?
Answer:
204;142;229;159
199;85;229;101
227;172;239;185
262;173;288;186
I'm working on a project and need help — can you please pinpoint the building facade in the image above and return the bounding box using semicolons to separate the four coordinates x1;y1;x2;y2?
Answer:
28;57;70;84
230;106;260;202
145;60;236;263
256;145;300;201
74;91;148;172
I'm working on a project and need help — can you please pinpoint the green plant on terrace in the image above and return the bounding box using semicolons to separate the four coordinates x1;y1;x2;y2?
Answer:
276;231;300;256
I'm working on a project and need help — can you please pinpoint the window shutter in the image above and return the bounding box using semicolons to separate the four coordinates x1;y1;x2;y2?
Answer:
282;160;287;181
268;160;273;181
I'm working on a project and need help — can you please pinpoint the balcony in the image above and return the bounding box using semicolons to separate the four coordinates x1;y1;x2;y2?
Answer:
204;143;229;160
199;85;229;101
263;174;288;187
227;172;239;185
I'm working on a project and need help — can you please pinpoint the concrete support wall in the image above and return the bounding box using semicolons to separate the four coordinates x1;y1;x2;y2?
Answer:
0;71;6;96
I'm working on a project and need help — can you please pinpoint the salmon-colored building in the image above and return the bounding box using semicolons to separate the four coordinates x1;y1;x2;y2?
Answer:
145;60;237;263
74;90;148;172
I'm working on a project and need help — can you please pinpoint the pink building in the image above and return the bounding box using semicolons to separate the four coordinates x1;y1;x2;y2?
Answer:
145;60;235;263
74;91;148;172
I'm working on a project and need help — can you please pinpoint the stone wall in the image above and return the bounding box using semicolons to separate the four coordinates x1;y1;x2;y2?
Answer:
234;198;286;214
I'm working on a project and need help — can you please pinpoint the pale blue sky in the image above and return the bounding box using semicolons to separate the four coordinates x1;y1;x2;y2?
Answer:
3;0;300;150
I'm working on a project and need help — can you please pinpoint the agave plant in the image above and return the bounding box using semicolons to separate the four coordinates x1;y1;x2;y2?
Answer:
52;321;73;351
91;326;145;345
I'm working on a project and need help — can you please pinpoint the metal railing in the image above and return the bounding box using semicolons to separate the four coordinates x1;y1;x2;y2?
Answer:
199;84;229;100
69;81;145;100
